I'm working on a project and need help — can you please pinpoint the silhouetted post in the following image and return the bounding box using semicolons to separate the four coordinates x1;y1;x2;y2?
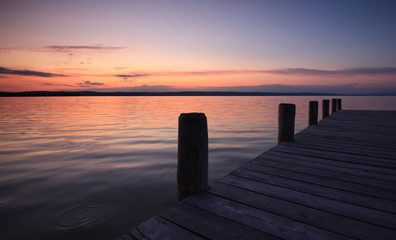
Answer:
322;100;330;118
337;98;342;110
177;113;208;201
309;101;318;126
331;99;337;113
278;103;296;143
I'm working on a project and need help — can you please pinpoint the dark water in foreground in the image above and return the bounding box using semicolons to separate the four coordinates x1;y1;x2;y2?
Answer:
1;96;395;240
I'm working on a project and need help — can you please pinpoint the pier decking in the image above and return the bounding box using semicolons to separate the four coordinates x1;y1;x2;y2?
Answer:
121;110;396;240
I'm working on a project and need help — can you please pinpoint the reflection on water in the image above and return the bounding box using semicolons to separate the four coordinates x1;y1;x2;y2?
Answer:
0;96;395;240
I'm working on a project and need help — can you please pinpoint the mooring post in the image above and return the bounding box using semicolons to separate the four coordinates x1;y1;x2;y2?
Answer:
278;103;296;144
322;99;330;119
309;101;318;126
177;113;208;201
331;98;337;113
337;98;342;110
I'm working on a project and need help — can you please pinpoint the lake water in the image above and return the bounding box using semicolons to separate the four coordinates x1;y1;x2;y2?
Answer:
1;96;395;240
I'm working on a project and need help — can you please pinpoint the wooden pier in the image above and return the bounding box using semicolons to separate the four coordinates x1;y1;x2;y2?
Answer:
121;108;396;240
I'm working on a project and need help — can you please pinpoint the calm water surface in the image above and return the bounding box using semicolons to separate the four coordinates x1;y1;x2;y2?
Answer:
1;96;395;240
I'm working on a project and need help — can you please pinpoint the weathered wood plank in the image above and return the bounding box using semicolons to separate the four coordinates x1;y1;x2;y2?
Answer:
296;128;396;147
233;166;396;213
259;150;396;182
294;135;396;155
136;216;203;240
247;158;396;201
285;139;396;161
161;202;279;240
209;182;396;240
272;144;396;169
129;228;148;240
217;174;396;230
254;153;396;191
183;193;353;240
263;150;396;179
295;131;396;150
311;121;396;131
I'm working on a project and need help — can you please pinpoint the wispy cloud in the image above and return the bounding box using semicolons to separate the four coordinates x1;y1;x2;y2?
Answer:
43;83;74;87
37;45;133;54
0;45;135;54
262;67;396;76
0;67;70;77
153;67;396;77
69;84;176;92
115;73;151;79
76;80;105;87
202;83;396;95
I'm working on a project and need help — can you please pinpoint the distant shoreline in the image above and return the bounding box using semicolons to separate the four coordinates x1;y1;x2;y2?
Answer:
0;91;395;97
0;91;344;97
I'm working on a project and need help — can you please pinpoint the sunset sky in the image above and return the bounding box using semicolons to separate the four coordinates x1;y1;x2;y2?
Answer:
1;0;396;94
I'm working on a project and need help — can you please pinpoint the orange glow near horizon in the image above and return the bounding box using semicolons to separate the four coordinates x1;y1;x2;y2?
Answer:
2;64;396;92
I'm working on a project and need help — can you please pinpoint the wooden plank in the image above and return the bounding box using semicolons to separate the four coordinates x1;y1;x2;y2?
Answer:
296;128;396;147
316;116;396;126
301;129;396;141
129;228;148;240
259;150;396;183
135;216;204;240
307;119;396;128
294;135;396;154
295;131;396;151
254;153;396;191
161;202;279;240
209;182;396;240
247;158;396;201
274;143;396;167
233;166;396;214
183;193;353;240
312;121;396;131
285;139;396;161
263;150;396;179
217;174;396;230
272;144;396;169
308;124;396;134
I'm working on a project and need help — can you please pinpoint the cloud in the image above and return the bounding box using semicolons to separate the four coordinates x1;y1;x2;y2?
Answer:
0;67;70;77
115;73;151;78
65;84;176;92
36;45;135;54
262;67;396;76
202;83;396;95
153;67;396;77
46;45;128;51
76;80;105;87
43;83;73;87
0;45;135;54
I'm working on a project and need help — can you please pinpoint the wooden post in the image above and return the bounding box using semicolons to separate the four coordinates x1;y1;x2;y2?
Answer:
337;98;342;110
331;98;337;113
177;113;208;201
322;100;330;119
309;101;318;126
278;103;295;143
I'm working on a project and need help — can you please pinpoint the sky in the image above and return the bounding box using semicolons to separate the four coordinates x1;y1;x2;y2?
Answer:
1;0;396;94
